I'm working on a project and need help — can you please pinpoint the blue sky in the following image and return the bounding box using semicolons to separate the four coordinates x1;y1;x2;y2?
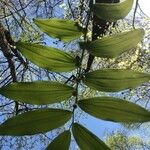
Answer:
139;0;150;17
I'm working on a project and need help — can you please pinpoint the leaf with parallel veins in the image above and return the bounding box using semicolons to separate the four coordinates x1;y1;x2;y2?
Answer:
80;29;144;58
46;130;71;150
0;109;72;136
16;42;79;72
78;97;150;123
93;0;134;21
72;123;110;150
0;81;74;105
83;69;150;92
33;18;83;42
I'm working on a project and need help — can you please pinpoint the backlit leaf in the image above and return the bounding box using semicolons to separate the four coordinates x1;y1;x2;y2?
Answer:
72;123;110;150
16;42;79;72
80;29;144;58
93;0;134;21
0;81;74;105
34;18;83;42
0;109;72;136
46;130;71;150
78;97;150;122
83;69;150;92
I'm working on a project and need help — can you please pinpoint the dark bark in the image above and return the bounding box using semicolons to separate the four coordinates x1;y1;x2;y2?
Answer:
0;22;19;114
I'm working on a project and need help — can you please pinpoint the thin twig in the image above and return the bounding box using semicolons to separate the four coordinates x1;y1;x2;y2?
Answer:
132;0;139;28
0;0;34;19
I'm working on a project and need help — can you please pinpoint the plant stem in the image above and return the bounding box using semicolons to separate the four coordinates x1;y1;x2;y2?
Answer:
70;0;93;127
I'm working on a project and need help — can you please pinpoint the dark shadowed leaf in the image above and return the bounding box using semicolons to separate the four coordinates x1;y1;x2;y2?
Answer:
16;42;78;72
80;29;144;58
78;97;150;122
0;81;74;105
72;123;110;150
33;18;83;42
0;109;72;136
93;0;134;21
46;130;71;150
83;69;150;92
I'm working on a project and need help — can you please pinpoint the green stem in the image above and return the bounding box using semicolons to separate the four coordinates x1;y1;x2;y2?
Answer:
70;0;93;128
75;1;92;102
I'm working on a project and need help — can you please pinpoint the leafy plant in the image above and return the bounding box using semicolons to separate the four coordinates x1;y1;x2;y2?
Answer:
0;0;150;149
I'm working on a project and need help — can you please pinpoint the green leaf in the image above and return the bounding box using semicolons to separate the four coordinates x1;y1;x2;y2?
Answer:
0;109;72;136
0;81;74;105
83;69;150;92
16;42;79;72
46;130;71;150
33;18;83;42
78;97;150;123
72;123;110;150
93;0;134;21
80;29;144;58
